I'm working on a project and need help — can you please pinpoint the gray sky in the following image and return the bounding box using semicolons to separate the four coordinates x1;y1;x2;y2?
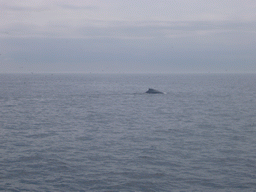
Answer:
1;0;256;73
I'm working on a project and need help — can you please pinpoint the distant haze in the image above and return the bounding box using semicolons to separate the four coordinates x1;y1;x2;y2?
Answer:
1;0;256;73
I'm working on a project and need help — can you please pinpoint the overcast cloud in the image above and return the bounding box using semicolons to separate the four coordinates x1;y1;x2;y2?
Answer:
0;0;256;73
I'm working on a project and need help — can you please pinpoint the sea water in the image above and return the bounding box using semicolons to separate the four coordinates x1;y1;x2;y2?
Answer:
1;73;256;191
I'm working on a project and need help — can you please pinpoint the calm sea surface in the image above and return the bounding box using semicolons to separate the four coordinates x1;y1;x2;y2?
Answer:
1;74;256;191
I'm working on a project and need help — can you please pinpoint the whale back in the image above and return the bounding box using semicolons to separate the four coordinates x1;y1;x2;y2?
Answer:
146;88;164;94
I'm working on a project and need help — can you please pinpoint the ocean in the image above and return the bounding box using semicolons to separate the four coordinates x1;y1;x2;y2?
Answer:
1;73;256;191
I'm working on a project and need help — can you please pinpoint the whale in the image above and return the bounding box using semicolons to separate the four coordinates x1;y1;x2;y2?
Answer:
146;88;164;94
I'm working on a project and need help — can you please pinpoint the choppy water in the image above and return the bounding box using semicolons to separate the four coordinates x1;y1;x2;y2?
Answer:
1;74;256;191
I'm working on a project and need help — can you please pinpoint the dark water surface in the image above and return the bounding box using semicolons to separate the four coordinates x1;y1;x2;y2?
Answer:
1;74;256;191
